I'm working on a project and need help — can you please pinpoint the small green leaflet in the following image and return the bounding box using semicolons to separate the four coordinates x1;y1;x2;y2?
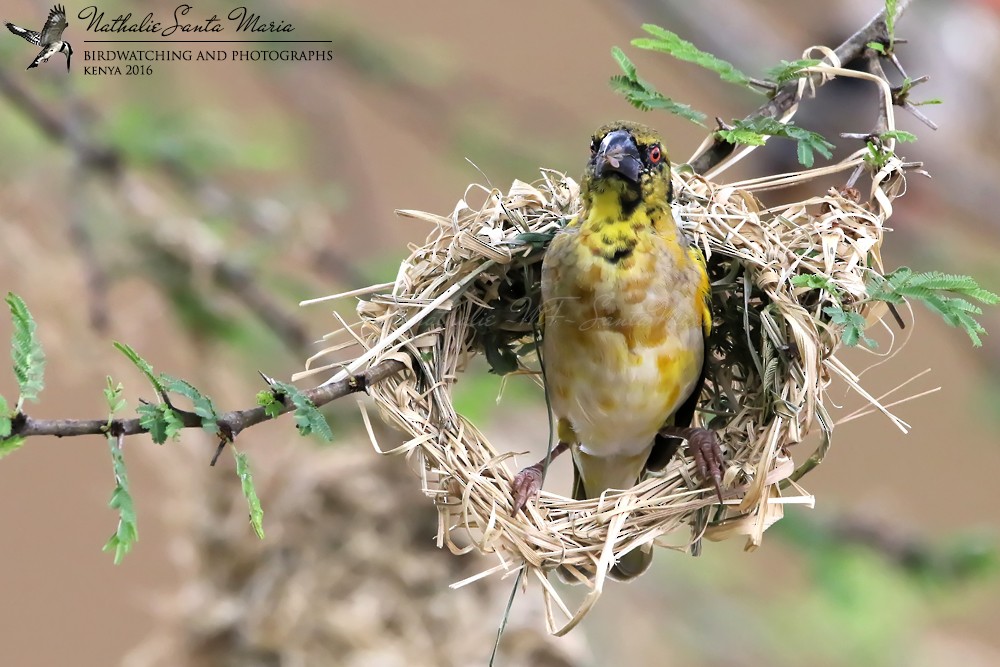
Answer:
609;47;707;126
611;44;637;79
511;231;557;249
103;377;127;418
267;378;334;442
632;24;752;88
0;394;11;438
6;292;46;410
885;0;898;46
256;390;283;419
234;447;264;539
879;130;917;143
0;391;24;458
0;435;26;459
791;274;840;295
764;59;821;85
136;403;183;444
824;306;877;349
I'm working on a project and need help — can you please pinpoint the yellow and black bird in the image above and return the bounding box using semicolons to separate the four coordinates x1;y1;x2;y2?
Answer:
513;121;724;581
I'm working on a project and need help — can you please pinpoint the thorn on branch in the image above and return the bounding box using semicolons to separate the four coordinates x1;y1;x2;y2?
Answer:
714;117;734;132
11;412;27;434
259;370;278;389
902;103;939;131
839;132;880;141
887;303;906;330
348;373;369;394
687;0;915;174
888;53;908;79
210;439;227;466
108;419;125;438
209;422;235;466
747;77;777;93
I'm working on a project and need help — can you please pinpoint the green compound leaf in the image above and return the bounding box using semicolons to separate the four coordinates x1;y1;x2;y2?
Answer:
136;402;181;444
716;117;834;168
267;378;333;442
114;342;167;398
868;268;999;347
233;447;264;539
632;24;752;88
609;47;707;126
6;293;46;409
102;434;138;564
161;374;219;433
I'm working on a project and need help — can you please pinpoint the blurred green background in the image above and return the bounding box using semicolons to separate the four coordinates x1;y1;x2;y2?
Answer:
0;0;998;665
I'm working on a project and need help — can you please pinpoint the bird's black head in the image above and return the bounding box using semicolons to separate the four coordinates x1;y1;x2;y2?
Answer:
583;121;672;206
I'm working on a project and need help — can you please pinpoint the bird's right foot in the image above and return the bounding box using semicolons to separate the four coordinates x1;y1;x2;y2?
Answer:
510;441;570;514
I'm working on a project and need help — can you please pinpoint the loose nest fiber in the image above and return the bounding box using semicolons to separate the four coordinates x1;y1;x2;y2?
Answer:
301;63;913;634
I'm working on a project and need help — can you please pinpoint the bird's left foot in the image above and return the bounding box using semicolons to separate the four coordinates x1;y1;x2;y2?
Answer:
511;464;545;515
657;426;725;503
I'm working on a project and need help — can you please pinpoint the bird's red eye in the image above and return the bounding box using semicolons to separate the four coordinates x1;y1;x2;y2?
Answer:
648;145;662;164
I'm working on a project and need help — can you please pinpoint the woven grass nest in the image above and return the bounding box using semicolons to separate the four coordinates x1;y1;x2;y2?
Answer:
300;65;914;634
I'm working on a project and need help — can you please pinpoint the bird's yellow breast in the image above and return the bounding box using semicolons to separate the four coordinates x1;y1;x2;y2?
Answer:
541;197;708;457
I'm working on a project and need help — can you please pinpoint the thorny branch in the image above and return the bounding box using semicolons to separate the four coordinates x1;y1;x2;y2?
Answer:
8;359;406;442
688;0;914;174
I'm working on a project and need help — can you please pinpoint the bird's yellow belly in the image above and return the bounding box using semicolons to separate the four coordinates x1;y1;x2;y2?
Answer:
543;307;704;456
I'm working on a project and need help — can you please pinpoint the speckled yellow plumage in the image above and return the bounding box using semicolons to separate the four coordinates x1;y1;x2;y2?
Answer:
540;121;711;579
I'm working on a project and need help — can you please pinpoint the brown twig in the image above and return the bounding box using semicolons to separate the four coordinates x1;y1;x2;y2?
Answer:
8;359;406;442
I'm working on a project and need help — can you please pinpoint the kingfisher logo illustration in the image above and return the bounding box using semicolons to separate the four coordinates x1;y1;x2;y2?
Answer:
3;4;335;77
4;4;73;71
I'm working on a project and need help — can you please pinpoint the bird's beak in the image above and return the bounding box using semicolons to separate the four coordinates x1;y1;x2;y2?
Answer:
594;129;641;183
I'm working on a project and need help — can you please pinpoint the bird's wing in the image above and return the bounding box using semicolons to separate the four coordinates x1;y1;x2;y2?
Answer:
28;43;59;69
5;22;40;46
687;244;712;338
39;4;67;43
644;243;712;471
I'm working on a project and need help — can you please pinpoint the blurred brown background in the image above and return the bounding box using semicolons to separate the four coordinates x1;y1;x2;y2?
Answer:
0;0;998;665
